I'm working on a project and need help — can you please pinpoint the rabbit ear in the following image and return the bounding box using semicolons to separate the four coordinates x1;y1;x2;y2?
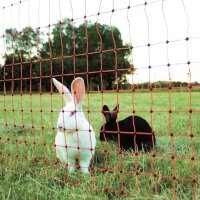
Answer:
103;105;110;112
110;104;119;120
102;105;111;122
52;78;72;103
71;77;85;105
112;104;119;112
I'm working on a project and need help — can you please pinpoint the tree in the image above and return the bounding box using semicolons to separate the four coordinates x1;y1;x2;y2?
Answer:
72;21;131;89
3;27;40;92
40;19;76;88
2;20;132;91
44;20;131;90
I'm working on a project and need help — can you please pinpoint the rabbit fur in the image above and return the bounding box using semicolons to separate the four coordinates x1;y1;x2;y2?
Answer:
100;105;155;152
53;77;96;173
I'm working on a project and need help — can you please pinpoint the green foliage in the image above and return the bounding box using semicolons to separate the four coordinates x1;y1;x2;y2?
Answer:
2;20;131;91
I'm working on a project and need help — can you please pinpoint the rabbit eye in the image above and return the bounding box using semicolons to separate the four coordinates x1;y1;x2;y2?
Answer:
70;111;75;117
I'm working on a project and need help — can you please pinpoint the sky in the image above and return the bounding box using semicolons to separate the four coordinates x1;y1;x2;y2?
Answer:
0;0;200;83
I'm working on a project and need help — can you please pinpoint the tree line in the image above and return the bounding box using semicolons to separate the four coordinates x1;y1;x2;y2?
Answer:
0;19;132;92
137;81;200;89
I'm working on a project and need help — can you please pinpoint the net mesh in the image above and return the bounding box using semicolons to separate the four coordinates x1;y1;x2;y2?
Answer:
0;0;200;199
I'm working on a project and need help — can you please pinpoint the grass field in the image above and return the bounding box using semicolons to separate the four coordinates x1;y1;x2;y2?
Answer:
0;90;200;199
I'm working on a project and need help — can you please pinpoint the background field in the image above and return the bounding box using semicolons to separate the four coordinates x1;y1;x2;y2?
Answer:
0;90;200;199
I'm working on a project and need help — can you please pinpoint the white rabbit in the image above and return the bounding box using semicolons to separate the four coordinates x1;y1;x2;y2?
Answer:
52;77;96;174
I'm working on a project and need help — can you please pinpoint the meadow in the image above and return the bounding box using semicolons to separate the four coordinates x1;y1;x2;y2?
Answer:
0;90;200;199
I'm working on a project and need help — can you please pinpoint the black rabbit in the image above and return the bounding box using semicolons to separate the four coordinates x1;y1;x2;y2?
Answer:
100;105;156;152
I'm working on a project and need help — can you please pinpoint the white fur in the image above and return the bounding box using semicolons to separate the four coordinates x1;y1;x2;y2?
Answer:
53;78;96;174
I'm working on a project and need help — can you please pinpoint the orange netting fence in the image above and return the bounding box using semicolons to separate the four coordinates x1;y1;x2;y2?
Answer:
0;0;200;199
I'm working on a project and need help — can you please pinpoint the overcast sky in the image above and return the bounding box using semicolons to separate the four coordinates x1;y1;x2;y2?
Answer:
0;0;200;83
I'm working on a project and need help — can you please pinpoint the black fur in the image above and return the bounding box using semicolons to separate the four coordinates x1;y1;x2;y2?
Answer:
100;105;156;152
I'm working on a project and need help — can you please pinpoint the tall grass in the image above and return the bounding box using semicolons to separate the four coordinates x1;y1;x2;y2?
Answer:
0;90;200;199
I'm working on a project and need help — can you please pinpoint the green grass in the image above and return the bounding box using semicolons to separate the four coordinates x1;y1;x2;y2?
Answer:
0;90;200;199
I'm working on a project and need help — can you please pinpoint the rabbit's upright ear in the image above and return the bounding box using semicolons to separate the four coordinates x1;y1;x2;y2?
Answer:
71;77;85;105
112;104;119;112
52;78;72;104
102;105;111;122
110;104;119;120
